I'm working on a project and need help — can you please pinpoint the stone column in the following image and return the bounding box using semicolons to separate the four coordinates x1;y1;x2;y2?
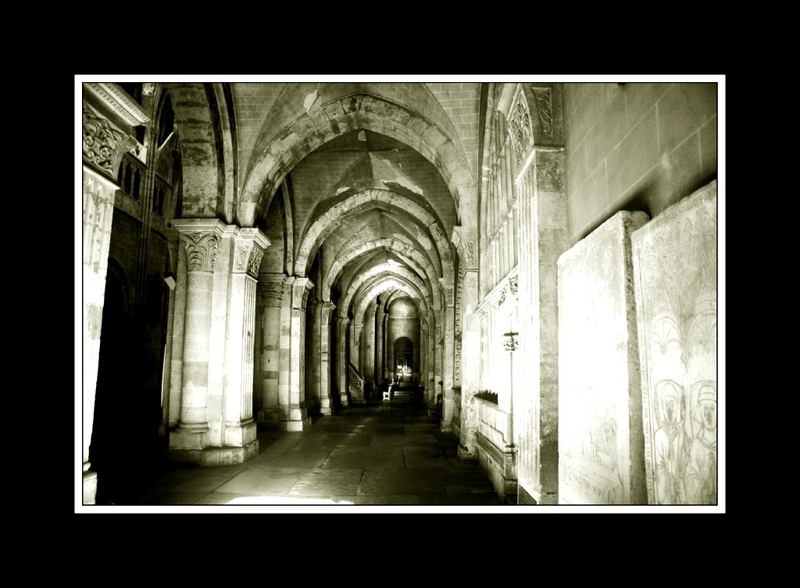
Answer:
307;297;320;413
426;314;436;405
257;274;284;423
221;228;269;463
351;320;360;369
282;277;313;431
420;321;428;394
434;324;443;408
363;303;377;398
160;229;180;440
441;301;455;431
514;147;569;505
278;275;293;425
353;321;362;372
319;302;336;415
375;302;385;391
168;220;224;461
383;311;390;381
82;166;118;504
337;315;350;407
453;227;481;457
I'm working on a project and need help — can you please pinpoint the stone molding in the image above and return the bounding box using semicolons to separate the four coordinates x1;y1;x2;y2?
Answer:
84;82;151;126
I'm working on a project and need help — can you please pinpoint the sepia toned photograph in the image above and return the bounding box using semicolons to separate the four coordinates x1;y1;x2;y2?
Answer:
77;77;723;512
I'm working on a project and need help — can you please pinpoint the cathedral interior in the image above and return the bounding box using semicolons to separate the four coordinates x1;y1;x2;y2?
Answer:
79;79;721;509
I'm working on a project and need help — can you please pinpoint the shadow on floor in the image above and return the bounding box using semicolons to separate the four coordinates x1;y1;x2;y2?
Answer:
94;399;502;507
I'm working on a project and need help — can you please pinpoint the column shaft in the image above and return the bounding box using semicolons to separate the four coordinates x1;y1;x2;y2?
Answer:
337;317;350;406
82;166;118;504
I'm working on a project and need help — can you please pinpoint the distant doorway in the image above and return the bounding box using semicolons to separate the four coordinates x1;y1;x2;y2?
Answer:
393;337;414;384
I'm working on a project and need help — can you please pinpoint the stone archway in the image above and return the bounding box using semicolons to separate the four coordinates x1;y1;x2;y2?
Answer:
238;94;477;229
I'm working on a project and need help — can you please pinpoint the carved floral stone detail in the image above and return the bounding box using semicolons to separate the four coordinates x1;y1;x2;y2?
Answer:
180;232;220;272
82;106;136;178
235;242;251;272
508;92;533;162
247;247;264;278
509;275;518;297
456;239;477;270
531;87;554;138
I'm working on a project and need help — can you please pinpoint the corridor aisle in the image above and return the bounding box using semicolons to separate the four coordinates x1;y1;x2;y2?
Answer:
137;400;502;506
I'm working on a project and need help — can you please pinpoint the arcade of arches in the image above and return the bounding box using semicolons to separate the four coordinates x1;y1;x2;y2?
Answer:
81;81;720;506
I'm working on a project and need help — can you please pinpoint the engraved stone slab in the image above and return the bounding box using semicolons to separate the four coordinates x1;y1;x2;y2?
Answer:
558;211;649;504
632;181;717;505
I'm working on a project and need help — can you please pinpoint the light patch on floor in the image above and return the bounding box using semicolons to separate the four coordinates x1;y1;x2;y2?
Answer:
225;495;354;505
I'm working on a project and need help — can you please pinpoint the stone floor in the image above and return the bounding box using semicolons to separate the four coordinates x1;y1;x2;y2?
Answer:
127;395;502;507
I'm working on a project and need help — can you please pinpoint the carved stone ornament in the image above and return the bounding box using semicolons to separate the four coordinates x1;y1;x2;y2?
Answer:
82;106;136;178
508;91;533;163
247;247;264;278
180;232;221;272
464;240;477;269
293;280;314;311
531;87;554;138
262;280;285;308
235;242;251;273
509;275;518;297
498;288;507;307
455;238;477;271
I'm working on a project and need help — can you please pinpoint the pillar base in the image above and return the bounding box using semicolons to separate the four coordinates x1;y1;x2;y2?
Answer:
339;394;349;407
169;440;260;466
168;424;208;450
320;398;333;415
83;471;98;505
224;420;257;447
280;417;312;432
257;408;281;423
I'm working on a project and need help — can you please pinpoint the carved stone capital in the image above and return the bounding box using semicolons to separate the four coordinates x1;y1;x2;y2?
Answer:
179;233;220;272
232;228;270;278
173;220;226;273
260;277;287;308
82;102;138;180
451;226;478;271
292;277;315;311
321;302;337;323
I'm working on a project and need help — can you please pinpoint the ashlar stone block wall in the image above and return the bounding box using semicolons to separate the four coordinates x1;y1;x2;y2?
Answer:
564;83;716;241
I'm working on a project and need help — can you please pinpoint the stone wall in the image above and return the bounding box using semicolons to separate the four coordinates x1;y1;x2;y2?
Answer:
632;181;717;504
557;211;649;504
564;83;716;241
